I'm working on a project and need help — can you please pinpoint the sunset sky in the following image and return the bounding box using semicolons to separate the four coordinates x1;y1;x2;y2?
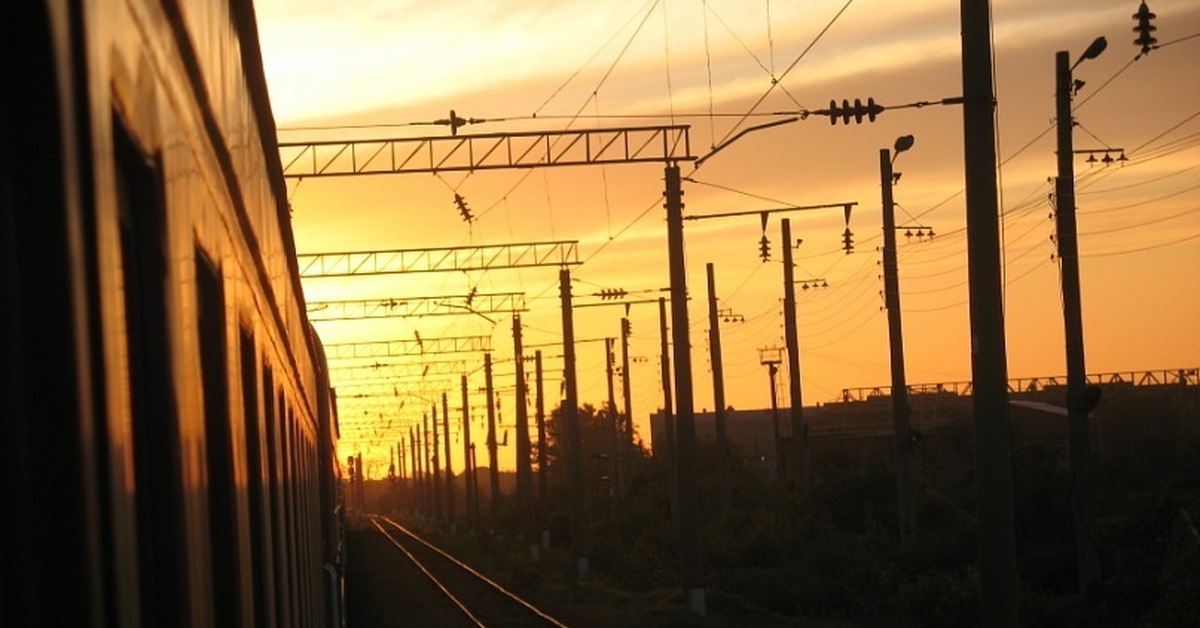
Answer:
253;0;1200;477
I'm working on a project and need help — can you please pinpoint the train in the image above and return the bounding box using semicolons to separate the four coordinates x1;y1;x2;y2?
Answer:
2;1;344;626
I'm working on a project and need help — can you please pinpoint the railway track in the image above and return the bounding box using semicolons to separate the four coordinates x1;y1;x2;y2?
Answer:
368;516;568;628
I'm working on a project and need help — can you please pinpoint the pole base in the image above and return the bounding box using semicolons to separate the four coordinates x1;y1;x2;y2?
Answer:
685;588;706;615
576;557;590;579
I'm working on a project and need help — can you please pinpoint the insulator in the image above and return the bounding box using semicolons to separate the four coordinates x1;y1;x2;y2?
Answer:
1133;1;1158;54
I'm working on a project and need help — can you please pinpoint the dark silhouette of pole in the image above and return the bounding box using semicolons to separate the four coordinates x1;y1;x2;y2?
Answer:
620;316;634;481
706;263;732;514
484;352;501;533
534;350;549;548
1056;40;1104;595
398;441;405;482
760;350;784;481
420;416;430;517
560;268;589;578
442;391;454;526
409;429;418;513
469;444;479;524
356;453;365;514
665;163;705;615
780;218;807;491
659;297;679;521
881;147;916;545
431;404;443;522
605;336;621;504
961;0;1019;624
513;315;536;553
461;374;477;530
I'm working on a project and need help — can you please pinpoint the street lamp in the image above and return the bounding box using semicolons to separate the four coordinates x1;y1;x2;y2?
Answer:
1054;35;1105;597
881;135;916;545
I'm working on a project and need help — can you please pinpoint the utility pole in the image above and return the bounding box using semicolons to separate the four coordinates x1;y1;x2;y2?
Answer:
442;391;454;527
680;203;850;492
1056;36;1107;595
484;352;500;533
431;404;443;522
534;350;550;549
409;429;418;513
356;453;365;514
781;218;807;491
961;0;1019;624
759;347;784;481
605;337;622;504
620;316;634;480
461;375;477;530
419;417;429;517
513;315;536;555
659;297;679;521
706;263;733;515
400;439;410;485
881;143;916;545
665;164;705;615
560;268;589;578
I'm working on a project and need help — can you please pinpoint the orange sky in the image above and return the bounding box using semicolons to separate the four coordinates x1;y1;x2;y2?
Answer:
254;0;1200;478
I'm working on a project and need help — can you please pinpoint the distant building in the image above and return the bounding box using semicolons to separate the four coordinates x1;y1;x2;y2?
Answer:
647;369;1199;477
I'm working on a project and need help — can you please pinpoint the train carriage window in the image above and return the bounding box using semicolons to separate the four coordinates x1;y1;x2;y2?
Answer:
266;378;292;628
239;328;269;627
116;115;187;625
196;247;241;626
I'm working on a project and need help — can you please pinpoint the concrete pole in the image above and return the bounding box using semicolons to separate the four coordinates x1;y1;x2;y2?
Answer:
534;350;550;548
461;375;477;530
665;164;705;615
620;316;634;469
781;218;807;491
422;414;433;519
881;148;916;544
484;353;500;533
560;268;589;578
431;404;442;522
442;391;454;526
605;336;621;504
961;0;1019;623
706;263;732;515
1055;47;1101;594
767;363;783;481
513;315;536;554
409;430;417;513
659;297;679;522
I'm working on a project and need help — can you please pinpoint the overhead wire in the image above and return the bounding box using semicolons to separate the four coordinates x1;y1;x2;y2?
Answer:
711;0;856;151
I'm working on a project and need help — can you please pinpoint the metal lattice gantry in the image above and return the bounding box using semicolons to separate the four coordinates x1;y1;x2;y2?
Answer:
329;359;468;382
279;126;694;178
323;335;492;360
307;292;525;322
297;240;579;277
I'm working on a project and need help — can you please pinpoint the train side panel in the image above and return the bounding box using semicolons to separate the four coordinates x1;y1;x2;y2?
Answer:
1;1;340;626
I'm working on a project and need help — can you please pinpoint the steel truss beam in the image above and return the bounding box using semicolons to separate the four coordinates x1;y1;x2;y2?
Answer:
330;359;467;381
324;335;491;360
298;240;579;277
307;292;525;321
280;125;694;178
336;382;468;399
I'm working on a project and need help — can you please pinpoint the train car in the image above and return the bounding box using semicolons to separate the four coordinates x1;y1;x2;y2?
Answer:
1;1;343;626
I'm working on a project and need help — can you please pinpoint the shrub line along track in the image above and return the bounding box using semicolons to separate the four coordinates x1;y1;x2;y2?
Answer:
368;516;569;627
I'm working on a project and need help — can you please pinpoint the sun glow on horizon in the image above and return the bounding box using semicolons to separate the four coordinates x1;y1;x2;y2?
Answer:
256;0;1200;475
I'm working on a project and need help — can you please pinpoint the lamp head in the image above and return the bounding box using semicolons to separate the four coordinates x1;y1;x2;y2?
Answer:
894;134;915;155
1081;36;1108;61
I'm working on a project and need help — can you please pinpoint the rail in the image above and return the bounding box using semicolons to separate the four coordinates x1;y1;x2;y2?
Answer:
369;516;568;627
